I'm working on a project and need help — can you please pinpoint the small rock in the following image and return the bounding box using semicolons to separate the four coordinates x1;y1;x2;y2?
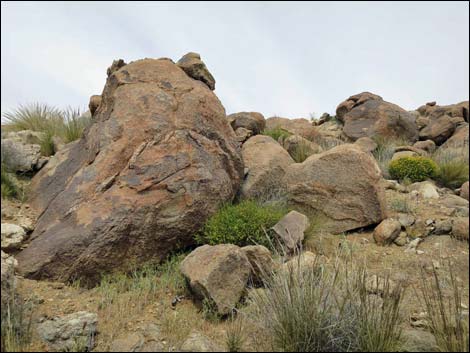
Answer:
451;217;469;241
241;245;275;285
1;223;27;251
408;181;439;199
416;250;425;255
405;238;422;253
272;211;310;253
394;232;408;246
432;219;452;235
398;213;415;228
373;219;401;245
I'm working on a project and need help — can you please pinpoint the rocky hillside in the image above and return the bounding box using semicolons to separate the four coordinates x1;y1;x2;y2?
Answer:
1;53;469;352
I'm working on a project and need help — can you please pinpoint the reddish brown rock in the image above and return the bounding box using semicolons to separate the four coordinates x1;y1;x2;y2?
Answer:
419;115;456;145
227;112;266;135
336;92;418;142
285;144;387;234
373;219;401;245
265;117;318;140
88;95;102;116
177;52;215;90
17;58;243;285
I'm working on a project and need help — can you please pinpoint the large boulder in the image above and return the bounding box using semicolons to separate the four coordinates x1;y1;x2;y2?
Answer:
227;112;266;135
335;92;419;142
16;57;243;285
180;244;251;315
373;219;401;245
282;135;323;156
1;130;48;173
177;52;215;90
239;135;294;201
438;124;469;154
285;144;387;234
417;101;469;123
419;115;456;145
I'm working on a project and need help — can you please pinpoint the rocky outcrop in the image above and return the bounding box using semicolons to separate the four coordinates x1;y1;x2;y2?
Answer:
17;56;243;285
239;135;294;201
180;244;251;315
335;92;419;142
177;52;215;90
241;245;275;285
417;101;469;123
1;130;48;173
354;137;378;153
373;219;401;245
272;211;310;253
285;144;387;234
227;112;266;136
37;311;98;351
438;124;469;153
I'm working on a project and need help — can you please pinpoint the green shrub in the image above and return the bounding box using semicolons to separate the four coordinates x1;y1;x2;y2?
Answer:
388;156;438;183
434;160;469;189
196;200;287;248
262;127;292;144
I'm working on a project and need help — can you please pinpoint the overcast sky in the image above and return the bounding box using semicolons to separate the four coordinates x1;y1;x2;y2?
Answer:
2;1;469;119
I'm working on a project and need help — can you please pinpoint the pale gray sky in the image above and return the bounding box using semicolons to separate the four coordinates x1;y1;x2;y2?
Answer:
2;1;469;119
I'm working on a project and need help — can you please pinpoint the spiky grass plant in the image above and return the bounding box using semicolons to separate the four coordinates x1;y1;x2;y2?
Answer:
372;136;409;179
290;139;315;163
225;313;246;352
417;265;469;352
262;127;292;144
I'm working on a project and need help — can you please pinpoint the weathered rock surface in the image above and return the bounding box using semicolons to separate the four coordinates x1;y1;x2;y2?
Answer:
417;101;469;123
408;181;439;199
335;92;418;142
109;324;164;352
180;244;251;315
283;134;323;156
180;331;223;352
1;130;47;173
354;137;378;153
239;135;294;201
285;144;387;233
438;124;469;153
391;150;418;161
272;210;310;252
88;95;102;116
227;112;266;135
37;311;98;351
419;115;456;145
17;57;243;285
241;245;275;285
281;251;317;272
413;140;436;154
265;116;317;139
451;217;469;241
373;219;401;245
177;52;215;90
461;181;469;201
1;223;26;251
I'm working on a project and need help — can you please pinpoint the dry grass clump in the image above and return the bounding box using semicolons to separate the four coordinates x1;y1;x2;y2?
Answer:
372;136;410;179
417;264;469;352
2;103;91;157
289;139;316;163
431;143;469;189
388;194;415;214
247;254;406;352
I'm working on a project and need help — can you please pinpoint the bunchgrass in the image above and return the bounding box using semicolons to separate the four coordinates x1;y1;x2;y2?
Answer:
432;144;469;189
417;264;469;352
226;313;246;352
372;137;409;179
290;139;315;163
1;162;19;199
262;127;292;144
247;253;405;352
2;103;90;156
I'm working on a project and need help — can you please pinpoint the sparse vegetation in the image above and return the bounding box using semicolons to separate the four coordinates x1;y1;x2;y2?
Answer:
247;256;405;352
226;314;246;352
196;200;287;248
389;156;438;183
2;103;90;157
389;194;414;213
417;264;469;352
1;292;34;352
262;127;292;144
371;137;407;178
289;140;315;163
1;162;19;199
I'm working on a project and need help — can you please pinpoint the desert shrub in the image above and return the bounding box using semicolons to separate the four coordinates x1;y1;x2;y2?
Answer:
388;156;438;183
248;255;405;352
262;127;292;144
417;264;469;352
226;314;246;352
39;130;56;157
434;160;469;189
196;200;287;248
62;107;91;143
388;195;414;213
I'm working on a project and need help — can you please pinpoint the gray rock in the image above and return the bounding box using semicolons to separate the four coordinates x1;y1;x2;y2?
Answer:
37;311;98;352
272;211;310;253
1;223;27;251
432;220;452;235
398;213;415;228
1;130;45;173
177;52;216;90
394;232;408;246
180;331;223;352
241;245;275;285
408;181;439;199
